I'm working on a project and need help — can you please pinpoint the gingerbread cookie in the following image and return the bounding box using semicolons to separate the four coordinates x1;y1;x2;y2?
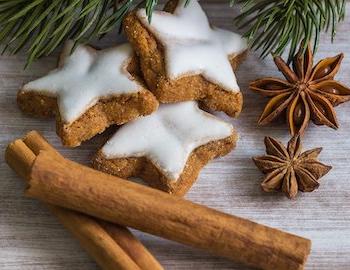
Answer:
123;0;247;118
18;42;158;147
93;101;237;196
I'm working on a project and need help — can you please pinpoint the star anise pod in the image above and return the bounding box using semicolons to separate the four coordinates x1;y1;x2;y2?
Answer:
250;44;350;135
253;136;332;199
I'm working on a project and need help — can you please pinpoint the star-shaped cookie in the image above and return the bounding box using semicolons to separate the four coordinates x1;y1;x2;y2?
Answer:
93;101;238;196
18;42;158;147
124;0;247;117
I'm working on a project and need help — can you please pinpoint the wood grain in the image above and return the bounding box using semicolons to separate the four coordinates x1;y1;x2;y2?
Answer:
1;1;350;269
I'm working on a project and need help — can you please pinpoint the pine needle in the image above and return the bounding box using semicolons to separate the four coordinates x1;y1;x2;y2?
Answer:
0;0;136;66
231;0;346;61
0;0;345;66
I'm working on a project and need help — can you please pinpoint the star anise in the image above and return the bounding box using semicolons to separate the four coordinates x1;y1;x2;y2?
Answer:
250;44;350;135
253;136;332;199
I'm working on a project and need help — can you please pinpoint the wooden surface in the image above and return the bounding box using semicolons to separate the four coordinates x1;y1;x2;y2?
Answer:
1;1;350;269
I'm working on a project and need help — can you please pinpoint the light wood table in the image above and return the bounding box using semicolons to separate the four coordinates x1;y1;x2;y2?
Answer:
1;1;350;269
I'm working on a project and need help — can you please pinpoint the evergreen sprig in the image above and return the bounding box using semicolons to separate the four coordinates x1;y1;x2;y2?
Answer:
0;0;137;66
0;0;346;66
231;0;346;61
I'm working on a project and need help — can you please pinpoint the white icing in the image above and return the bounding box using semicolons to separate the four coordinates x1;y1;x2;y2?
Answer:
136;0;247;92
23;43;141;124
102;101;233;181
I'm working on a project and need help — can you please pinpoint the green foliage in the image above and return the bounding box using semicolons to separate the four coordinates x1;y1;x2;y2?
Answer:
0;0;346;66
0;0;136;66
231;0;346;61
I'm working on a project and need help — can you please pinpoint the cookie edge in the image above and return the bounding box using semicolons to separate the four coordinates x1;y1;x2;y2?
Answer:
17;90;159;147
92;131;238;196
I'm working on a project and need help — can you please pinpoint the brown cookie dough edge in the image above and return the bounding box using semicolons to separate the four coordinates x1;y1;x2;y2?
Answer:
92;131;238;196
17;90;158;147
123;2;246;118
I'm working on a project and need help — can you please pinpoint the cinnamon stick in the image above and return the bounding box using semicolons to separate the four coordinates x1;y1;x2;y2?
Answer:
5;131;162;270
27;150;312;270
24;131;163;270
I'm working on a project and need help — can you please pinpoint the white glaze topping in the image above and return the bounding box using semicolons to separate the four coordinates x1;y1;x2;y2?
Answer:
102;101;234;181
23;43;142;124
136;0;247;92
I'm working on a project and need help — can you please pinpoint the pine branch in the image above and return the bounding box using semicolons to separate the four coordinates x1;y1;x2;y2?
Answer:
0;0;138;66
231;0;346;61
0;0;346;66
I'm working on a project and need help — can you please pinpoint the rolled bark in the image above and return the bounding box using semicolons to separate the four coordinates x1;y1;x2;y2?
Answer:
26;150;311;270
6;131;162;270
